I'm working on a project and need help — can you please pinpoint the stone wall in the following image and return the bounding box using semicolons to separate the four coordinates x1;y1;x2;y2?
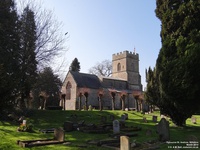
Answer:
65;100;76;110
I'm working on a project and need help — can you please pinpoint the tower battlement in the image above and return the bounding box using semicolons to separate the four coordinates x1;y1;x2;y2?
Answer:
112;50;139;61
112;49;141;90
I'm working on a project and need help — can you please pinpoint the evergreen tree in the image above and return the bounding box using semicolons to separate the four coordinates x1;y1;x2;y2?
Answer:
69;58;80;72
0;0;20;111
33;67;62;108
145;67;159;106
18;6;37;109
152;0;200;126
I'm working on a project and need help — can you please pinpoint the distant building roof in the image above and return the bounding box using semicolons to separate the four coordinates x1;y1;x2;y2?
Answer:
70;71;101;89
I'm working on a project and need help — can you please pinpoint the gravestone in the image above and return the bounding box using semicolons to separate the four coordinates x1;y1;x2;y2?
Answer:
121;114;126;121
109;115;115;121
88;105;92;111
113;120;120;134
22;120;27;125
120;115;126;128
143;117;148;123
120;136;130;150
123;113;128;120
152;115;158;122
63;121;73;132
191;117;197;124
54;128;65;142
101;116;107;123
18;116;25;123
156;118;170;142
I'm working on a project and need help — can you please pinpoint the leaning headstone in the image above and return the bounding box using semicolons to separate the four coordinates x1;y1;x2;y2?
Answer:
120;136;130;150
191;117;197;124
18;116;25;123
156;118;170;142
63;121;73;132
152;115;158;122
113;120;120;134
54;128;65;142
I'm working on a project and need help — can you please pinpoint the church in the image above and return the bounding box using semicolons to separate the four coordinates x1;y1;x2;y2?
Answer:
60;50;143;110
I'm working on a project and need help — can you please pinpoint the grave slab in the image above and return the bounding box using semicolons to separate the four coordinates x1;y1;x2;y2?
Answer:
17;128;65;147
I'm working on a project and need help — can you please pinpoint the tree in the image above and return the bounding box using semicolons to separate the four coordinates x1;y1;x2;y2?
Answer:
88;59;112;77
16;0;67;68
33;67;62;109
18;5;37;109
16;0;66;109
0;0;66;113
0;0;21;111
69;58;80;72
145;67;160;112
150;0;200;126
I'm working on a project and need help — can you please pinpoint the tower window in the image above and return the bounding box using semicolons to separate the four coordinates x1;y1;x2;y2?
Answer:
117;63;121;71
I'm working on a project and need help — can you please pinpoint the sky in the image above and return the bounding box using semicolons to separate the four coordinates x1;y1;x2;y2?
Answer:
21;0;162;89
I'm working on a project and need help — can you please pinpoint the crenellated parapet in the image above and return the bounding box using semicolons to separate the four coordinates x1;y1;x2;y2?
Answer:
112;50;139;61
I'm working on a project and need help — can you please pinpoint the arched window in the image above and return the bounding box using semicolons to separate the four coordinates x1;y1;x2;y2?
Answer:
117;63;121;71
66;82;72;100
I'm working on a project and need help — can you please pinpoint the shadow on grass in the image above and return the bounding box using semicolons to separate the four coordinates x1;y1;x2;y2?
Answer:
1;110;200;150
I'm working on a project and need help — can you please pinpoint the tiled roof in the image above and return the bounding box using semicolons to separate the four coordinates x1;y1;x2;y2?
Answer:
70;71;101;89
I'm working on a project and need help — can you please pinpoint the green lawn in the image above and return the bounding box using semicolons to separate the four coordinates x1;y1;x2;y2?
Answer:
0;110;200;150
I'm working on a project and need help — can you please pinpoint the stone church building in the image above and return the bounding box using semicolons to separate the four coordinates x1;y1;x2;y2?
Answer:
60;50;143;110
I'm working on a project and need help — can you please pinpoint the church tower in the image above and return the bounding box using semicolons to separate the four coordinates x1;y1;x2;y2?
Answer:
112;50;142;90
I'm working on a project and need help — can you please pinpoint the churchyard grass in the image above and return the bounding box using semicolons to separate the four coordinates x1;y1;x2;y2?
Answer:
0;110;199;150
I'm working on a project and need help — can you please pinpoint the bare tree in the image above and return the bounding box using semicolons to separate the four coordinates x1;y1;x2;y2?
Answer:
16;0;68;69
88;59;112;77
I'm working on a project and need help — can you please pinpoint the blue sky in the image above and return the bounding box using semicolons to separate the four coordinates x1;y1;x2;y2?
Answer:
35;0;161;89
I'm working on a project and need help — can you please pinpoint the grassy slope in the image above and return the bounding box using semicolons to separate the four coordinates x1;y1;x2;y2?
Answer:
0;110;200;150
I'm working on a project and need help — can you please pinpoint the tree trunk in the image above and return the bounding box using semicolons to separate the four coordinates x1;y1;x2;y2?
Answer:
78;95;82;111
43;98;47;110
84;92;89;111
121;95;125;111
99;95;103;111
61;94;66;110
127;94;129;110
85;98;88;111
111;92;115;110
112;98;115;110
170;112;187;127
